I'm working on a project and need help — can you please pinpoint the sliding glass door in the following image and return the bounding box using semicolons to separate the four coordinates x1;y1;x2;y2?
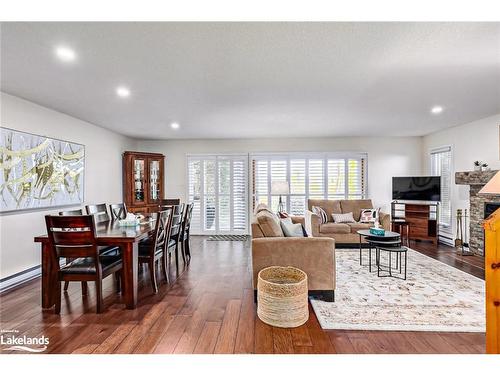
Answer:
187;154;248;235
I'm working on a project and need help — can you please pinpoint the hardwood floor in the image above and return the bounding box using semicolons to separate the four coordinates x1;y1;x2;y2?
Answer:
0;237;485;354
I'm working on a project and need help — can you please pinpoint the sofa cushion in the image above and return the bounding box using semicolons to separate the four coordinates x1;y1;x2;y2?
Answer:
320;223;350;234
347;222;373;233
308;199;341;222
255;210;284;237
280;218;306;237
312;206;328;224
332;212;356;223
340;199;374;221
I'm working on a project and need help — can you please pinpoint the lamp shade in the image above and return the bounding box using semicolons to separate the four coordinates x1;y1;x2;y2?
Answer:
271;181;290;195
479;171;500;194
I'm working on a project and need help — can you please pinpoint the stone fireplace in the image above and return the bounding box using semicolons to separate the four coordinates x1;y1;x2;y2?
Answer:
455;170;499;255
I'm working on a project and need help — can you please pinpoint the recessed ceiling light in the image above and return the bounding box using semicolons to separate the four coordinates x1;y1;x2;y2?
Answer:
55;46;76;62
171;122;180;130
116;86;131;98
431;106;444;114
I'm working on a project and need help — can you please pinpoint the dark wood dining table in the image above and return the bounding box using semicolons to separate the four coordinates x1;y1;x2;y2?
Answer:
34;219;155;310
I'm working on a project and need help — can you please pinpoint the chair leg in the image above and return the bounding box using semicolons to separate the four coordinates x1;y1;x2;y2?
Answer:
174;242;179;273
149;259;158;294
55;281;62;314
81;281;88;295
185;237;191;260
64;281;70;291
161;254;169;284
181;240;187;265
95;279;103;314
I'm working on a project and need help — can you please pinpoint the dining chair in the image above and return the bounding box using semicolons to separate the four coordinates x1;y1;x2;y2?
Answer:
138;209;172;293
59;209;87;293
109;203;127;220
59;209;83;216
180;203;194;264
85;203;110;223
45;215;123;314
167;204;185;272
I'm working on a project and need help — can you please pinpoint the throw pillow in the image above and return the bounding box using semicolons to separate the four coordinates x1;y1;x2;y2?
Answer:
332;212;356;223
360;208;380;223
312;206;328;224
280;218;306;237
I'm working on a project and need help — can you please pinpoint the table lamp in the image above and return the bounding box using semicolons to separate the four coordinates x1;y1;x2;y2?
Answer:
271;181;289;214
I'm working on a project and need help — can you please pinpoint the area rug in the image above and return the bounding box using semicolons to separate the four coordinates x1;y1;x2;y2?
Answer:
310;248;485;332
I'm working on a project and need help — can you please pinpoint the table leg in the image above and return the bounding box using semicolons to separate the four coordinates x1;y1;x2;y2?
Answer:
404;251;407;280
369;243;372;272
41;242;57;309
121;242;138;309
359;235;362;265
389;251;392;277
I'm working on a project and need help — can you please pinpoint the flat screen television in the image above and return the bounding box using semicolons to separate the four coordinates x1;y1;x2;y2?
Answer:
392;176;441;201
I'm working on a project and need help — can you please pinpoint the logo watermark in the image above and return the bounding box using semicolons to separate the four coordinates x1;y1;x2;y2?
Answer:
1;329;49;353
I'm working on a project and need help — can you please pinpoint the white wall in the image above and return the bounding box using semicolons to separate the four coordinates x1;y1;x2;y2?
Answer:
137;137;423;216
0;93;137;280
422;113;500;239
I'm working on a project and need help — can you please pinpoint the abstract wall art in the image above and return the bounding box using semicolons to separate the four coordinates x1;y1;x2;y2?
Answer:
0;127;85;213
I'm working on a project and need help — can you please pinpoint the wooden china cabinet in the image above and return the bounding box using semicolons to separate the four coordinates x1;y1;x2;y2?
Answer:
123;151;165;214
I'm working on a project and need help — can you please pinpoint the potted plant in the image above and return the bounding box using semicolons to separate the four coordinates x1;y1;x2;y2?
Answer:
474;161;482;171
482;163;490;171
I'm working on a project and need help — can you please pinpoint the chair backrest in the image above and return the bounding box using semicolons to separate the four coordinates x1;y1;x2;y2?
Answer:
181;203;194;235
161;199;180;206
86;204;110;223
45;215;99;263
169;212;183;238
146;209;172;257
59;209;83;216
109;203;127;220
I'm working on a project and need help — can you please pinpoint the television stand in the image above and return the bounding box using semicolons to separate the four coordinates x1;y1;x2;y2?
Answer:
391;201;439;248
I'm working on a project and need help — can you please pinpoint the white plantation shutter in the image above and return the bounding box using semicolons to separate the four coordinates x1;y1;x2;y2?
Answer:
232;159;247;231
187;159;202;233
251;153;367;215
290;159;306;215
308;159;325;200
187;154;248;234
430;146;452;228
327;159;345;199
347;157;366;199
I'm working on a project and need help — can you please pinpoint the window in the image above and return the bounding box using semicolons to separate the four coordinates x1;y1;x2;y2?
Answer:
251;153;367;215
187;155;248;234
430;146;452;229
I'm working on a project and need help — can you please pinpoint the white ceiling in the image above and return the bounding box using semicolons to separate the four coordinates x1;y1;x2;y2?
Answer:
1;22;499;140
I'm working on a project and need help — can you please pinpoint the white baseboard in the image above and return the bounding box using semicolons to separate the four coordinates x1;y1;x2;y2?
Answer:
0;265;41;294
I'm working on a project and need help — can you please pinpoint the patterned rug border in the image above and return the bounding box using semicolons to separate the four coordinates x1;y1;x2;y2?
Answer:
310;248;485;333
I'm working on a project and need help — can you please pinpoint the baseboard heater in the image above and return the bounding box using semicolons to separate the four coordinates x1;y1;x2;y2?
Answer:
0;265;41;294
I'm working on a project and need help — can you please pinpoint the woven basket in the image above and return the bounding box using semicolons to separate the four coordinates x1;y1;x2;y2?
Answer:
257;266;309;328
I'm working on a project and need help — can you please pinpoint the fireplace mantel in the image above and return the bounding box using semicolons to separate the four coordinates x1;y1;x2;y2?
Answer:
455;170;498;185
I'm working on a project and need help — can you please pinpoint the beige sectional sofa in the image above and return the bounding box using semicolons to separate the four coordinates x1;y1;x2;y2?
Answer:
251;204;335;302
307;199;390;244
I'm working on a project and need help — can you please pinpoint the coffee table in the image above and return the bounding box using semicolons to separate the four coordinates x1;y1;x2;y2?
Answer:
357;229;401;272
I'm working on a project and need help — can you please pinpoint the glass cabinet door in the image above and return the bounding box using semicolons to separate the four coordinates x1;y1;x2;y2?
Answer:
148;158;161;204
132;157;146;205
